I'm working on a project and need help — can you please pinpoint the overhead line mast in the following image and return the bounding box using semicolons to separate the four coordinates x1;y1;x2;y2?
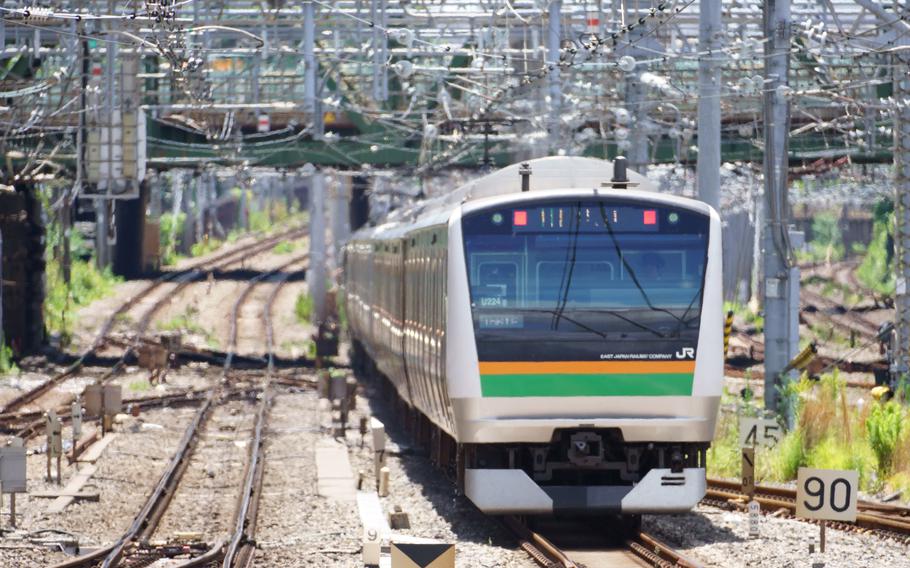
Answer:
893;8;910;386
696;0;721;211
761;0;798;416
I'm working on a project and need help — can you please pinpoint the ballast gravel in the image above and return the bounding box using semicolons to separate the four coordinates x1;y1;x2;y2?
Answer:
350;380;537;568
645;503;910;568
151;399;257;542
255;388;364;567
0;405;198;566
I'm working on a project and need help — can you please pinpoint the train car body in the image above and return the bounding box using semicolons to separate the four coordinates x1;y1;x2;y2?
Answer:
343;157;722;515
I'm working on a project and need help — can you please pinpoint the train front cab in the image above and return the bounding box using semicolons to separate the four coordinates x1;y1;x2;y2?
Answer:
446;190;723;515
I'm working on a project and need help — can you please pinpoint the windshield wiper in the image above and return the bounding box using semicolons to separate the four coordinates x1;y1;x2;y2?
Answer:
596;203;688;327
551;203;582;331
673;290;703;335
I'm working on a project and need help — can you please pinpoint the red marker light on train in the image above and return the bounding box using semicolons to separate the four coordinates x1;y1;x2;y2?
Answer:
643;210;657;225
513;210;528;226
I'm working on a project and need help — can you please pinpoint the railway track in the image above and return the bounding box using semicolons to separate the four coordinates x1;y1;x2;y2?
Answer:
506;516;701;568
0;226;308;439
48;253;308;568
801;261;881;342
723;260;890;386
705;478;910;544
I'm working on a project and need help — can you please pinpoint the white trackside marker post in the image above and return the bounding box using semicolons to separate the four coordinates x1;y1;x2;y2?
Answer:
796;467;858;554
379;466;390;497
45;411;63;484
371;418;386;484
71;400;83;466
748;500;760;538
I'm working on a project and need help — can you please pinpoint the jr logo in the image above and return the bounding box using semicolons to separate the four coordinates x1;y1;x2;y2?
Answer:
675;347;695;359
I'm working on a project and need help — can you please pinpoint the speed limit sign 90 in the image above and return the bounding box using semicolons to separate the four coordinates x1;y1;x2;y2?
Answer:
796;467;858;522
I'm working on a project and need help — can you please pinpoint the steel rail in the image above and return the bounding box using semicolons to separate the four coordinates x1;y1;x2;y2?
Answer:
503;516;579;568
2;227;308;441
222;254;307;567
48;394;215;568
705;478;910;541
46;246;308;568
0;225;307;419
506;514;702;568
631;531;703;568
151;253;308;568
222;255;309;568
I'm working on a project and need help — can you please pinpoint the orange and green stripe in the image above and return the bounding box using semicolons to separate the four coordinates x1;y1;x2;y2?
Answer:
478;360;695;397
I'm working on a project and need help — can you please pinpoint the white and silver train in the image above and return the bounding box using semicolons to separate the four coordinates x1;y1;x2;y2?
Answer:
342;156;723;515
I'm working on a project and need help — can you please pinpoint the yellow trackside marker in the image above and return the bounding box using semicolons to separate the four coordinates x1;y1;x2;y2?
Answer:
724;310;734;357
787;342;817;372
391;542;455;568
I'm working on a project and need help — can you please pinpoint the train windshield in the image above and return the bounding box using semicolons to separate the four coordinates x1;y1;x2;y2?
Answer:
461;199;710;360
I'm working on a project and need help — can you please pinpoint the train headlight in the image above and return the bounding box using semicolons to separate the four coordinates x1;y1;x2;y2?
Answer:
491;212;504;225
668;212;679;224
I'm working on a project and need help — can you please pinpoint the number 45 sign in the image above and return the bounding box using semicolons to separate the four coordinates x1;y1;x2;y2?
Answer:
796;467;858;522
739;417;782;448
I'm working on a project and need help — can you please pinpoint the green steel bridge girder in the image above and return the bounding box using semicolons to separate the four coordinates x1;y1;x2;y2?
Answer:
147;131;896;169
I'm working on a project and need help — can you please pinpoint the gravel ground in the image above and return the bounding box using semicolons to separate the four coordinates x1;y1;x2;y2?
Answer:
155;236;307;353
270;275;315;361
255;387;364;567
152;398;256;542
0;405;199;566
351;377;537;568
69;279;151;352
645;504;910;568
0;368;100;409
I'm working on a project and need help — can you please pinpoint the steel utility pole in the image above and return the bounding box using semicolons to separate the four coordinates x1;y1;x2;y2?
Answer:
697;0;721;210
303;1;316;114
371;0;388;102
893;30;910;383
624;24;648;174
309;170;327;325
546;0;562;153
762;0;798;414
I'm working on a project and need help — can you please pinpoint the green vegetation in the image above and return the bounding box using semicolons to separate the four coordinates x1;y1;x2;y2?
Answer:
336;291;348;332
857;199;895;296
272;241;297;254
280;339;317;358
45;233;122;342
724;301;763;332
157;305;216;347
128;378;152;393
795;210;844;263
709;371;910;497
867;401;904;476
190;236;223;258
160;212;186;266
295;292;314;323
0;343;19;375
